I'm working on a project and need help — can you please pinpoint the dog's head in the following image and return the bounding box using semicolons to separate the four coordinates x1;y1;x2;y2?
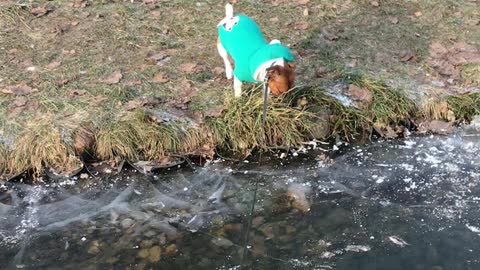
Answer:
267;62;295;96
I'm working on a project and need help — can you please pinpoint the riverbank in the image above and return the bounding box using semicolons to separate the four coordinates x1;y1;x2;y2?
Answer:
1;0;479;180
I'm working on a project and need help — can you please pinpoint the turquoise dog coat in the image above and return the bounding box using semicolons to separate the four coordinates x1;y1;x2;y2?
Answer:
218;14;295;82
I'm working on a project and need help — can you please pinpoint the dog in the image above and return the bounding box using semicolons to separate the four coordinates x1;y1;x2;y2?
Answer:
217;3;295;97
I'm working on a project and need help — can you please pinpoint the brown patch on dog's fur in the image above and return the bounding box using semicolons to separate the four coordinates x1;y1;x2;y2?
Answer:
268;62;295;96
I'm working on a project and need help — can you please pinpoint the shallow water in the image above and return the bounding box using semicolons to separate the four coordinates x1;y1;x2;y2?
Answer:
1;130;480;270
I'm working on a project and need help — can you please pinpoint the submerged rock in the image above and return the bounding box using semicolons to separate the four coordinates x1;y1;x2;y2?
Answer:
148;246;162;263
211;237;234;248
165;244;178;256
287;184;311;213
140;239;154;249
137;249;149;259
87;240;100;255
121;218;135;229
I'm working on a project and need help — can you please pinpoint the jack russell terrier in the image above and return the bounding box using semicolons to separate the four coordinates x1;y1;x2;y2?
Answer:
217;3;295;97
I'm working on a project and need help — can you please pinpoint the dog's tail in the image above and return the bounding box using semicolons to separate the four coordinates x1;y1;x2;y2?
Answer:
225;3;233;18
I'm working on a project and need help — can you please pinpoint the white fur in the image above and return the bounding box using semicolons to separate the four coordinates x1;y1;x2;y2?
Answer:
216;42;233;79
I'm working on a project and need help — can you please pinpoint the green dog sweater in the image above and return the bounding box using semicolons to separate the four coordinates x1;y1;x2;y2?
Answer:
218;14;295;82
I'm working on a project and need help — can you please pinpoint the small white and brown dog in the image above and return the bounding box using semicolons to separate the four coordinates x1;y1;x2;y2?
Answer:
217;4;295;97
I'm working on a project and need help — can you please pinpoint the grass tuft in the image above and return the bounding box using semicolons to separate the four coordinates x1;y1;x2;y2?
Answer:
446;93;480;123
0;143;7;177
207;86;318;155
7;117;82;178
344;74;418;127
95;110;204;161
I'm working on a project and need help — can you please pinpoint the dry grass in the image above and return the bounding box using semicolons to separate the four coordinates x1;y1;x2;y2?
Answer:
95;110;205;162
207;86;318;155
446;93;480;123
7;116;82;177
0;143;7;177
284;86;366;141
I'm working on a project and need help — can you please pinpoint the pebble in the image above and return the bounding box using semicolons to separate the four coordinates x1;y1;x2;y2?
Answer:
121;218;135;229
165;244;178;256
252;216;265;228
137;249;149;259
106;257;119;264
211;237;233;248
140;240;154;249
148;246;162;263
87;240;100;255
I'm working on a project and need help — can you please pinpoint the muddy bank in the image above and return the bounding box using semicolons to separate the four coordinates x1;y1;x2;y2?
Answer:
1;74;480;181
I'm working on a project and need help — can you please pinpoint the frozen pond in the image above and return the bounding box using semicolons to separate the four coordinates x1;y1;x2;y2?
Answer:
1;130;480;270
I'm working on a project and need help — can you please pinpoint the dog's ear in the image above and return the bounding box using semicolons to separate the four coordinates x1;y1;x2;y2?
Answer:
267;66;279;78
286;62;296;70
267;66;289;96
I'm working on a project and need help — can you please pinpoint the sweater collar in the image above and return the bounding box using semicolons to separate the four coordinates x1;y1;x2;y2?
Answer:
253;58;285;82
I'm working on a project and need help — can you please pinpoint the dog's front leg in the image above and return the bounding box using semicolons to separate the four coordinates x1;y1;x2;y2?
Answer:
233;76;243;97
216;39;233;79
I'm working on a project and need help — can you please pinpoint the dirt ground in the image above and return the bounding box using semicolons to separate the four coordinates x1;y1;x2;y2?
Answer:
0;0;479;177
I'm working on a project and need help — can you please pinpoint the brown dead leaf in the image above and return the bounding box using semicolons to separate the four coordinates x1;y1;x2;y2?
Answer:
321;27;339;41
73;1;88;8
204;105;225;118
145;51;173;66
101;70;123;84
345;59;357;68
73;124;95;156
46;60;62;69
295;0;310;5
192;144;216;160
399;50;416;62
67;89;87;98
293;21;309;30
171;80;197;109
124;80;142;86
303;8;309;17
150;11;161;18
315;66;328;76
126;97;162;110
429;43;448;58
13;96;27;107
348;84;373;103
373;124;398;138
31;6;50;17
389;16;399;24
1;82;37;95
153;73;169;83
466;19;480;26
270;17;279;23
180;62;198;73
418;120;454;135
212;67;225;77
